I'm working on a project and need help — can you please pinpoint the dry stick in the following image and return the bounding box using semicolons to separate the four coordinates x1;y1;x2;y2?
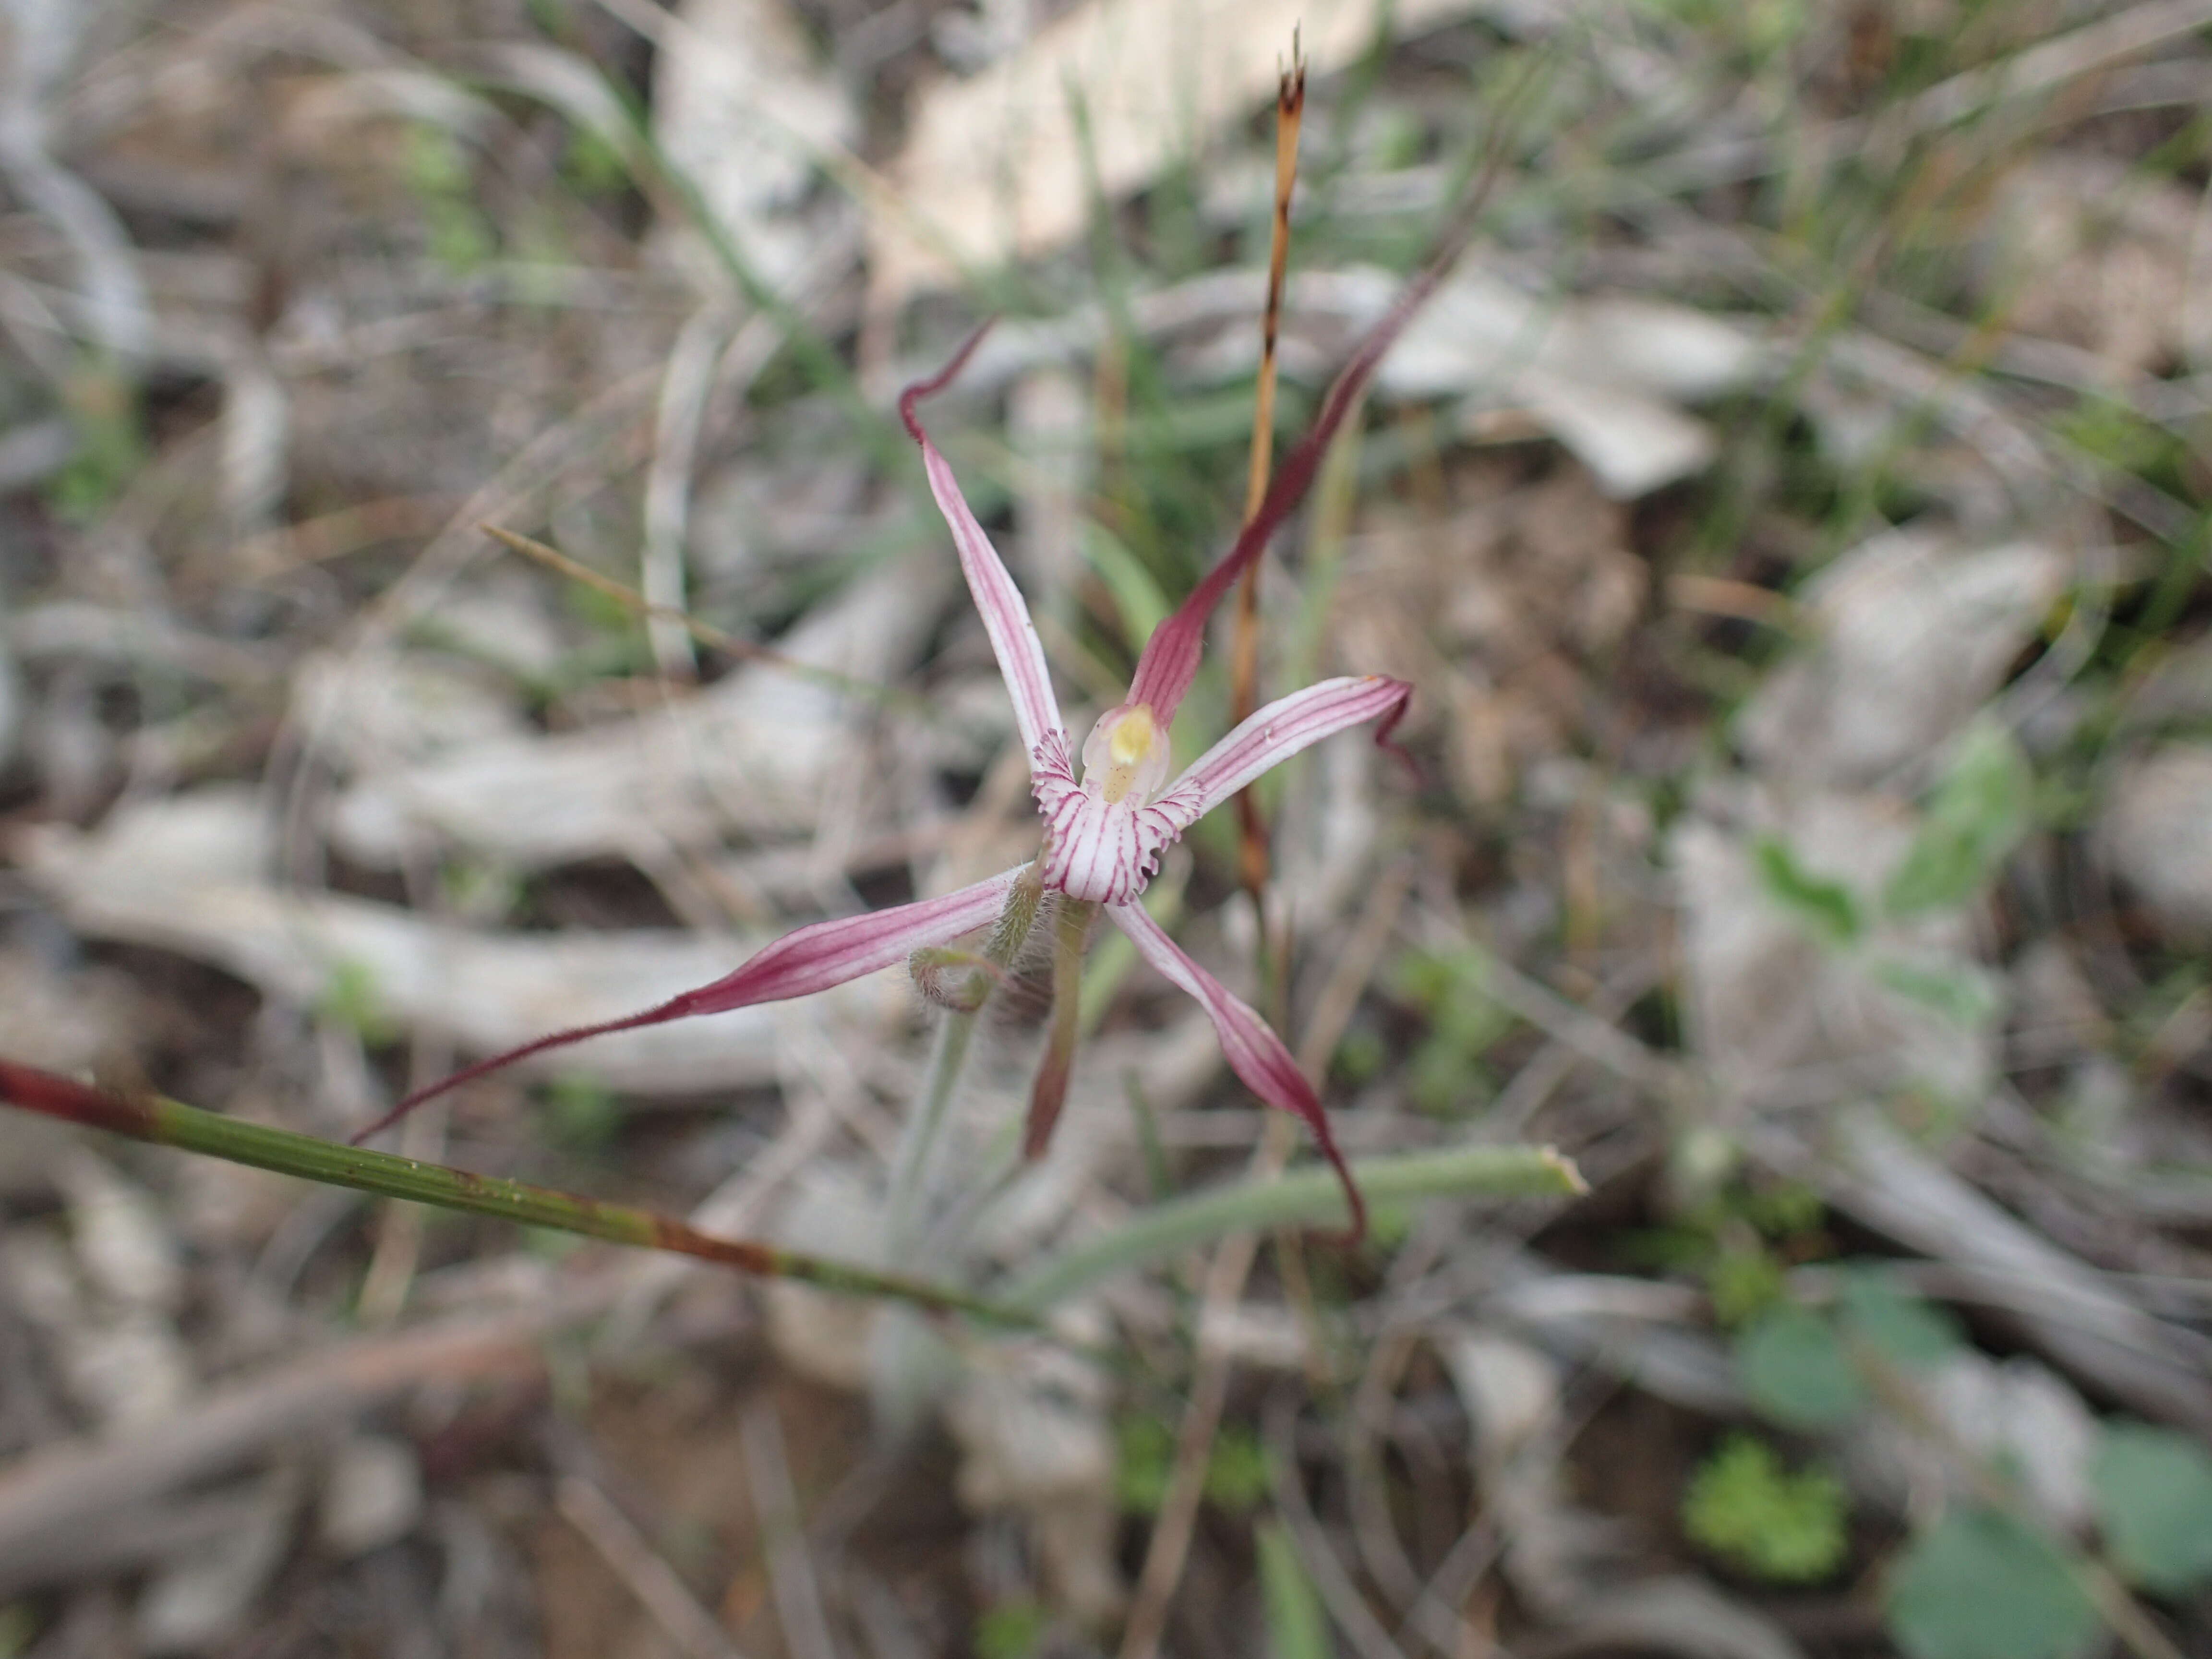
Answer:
236;493;463;578
642;302;739;681
739;1399;840;1659
1904;0;2212;130
0;1303;578;1573
0;1486;279;1600
1264;1392;1409;1659
1117;864;1417;1659
1117;1217;1270;1659
1227;47;1306;908
353;1096;446;1327
1115;64;1544;1646
1852;1347;2187;1659
1116;58;1308;1659
1247;39;1324;1346
558;1476;752;1659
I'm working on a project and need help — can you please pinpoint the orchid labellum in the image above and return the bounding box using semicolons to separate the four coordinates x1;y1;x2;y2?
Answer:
363;264;1452;1241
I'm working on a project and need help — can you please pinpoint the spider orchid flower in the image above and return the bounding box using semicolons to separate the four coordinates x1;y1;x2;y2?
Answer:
362;268;1446;1241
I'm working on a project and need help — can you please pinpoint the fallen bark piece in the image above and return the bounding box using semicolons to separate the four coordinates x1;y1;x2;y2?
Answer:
1736;529;2068;787
871;0;1489;305
0;1306;576;1586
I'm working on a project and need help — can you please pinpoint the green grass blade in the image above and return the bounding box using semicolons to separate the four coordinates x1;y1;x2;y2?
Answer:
0;1059;1023;1326
1000;1142;1585;1312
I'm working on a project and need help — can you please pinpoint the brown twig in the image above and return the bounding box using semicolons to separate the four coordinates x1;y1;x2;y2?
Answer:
234;493;463;578
0;1303;589;1578
558;1475;752;1659
1264;1391;1409;1659
1117;857;1418;1659
1116;1208;1273;1659
1227;43;1306;906
1116;63;1545;1654
739;1400;839;1659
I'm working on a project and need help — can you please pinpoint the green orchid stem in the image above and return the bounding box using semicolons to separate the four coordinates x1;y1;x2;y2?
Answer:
886;860;1049;1251
0;1060;1024;1328
884;1007;980;1251
1001;1142;1586;1314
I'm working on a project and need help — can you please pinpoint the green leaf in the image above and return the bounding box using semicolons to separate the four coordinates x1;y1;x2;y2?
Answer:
1204;1426;1272;1514
543;1074;621;1152
1737;1304;1865;1429
1116;1415;1174;1514
1682;1433;1849;1583
47;365;144;525
560;124;633;197
1838;1268;1965;1370
1886;1509;2097;1659
2055;395;2184;482
1754;837;1863;946
1884;724;2034;917
1740;1179;1824;1239
315;959;402;1046
1393;948;1516;1115
1707;1247;1787;1328
1115;1419;1279;1517
1080;521;1171;646
975;1599;1049;1659
1869;958;2004;1027
402;125;494;274
1256;1519;1334;1659
2091;1422;2212;1595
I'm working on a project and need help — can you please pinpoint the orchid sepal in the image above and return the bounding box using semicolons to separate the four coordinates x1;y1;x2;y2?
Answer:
1123;251;1455;730
899;326;1066;764
354;863;1032;1140
1106;898;1366;1244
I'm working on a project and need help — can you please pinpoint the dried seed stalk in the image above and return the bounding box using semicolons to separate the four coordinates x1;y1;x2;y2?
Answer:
1228;45;1307;904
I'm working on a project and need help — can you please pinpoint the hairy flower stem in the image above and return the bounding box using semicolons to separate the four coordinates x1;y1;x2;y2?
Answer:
0;1059;1021;1324
885;861;1047;1252
1024;897;1097;1158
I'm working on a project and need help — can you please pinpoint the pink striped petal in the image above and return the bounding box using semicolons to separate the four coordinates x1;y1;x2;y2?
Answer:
1151;676;1412;837
1125;257;1456;728
900;327;1065;763
1106;899;1366;1243
354;865;1031;1141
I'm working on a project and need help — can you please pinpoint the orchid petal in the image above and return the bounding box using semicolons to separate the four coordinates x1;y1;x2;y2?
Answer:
1125;256;1456;728
355;864;1031;1141
1106;900;1366;1243
1152;676;1412;837
900;328;1065;763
